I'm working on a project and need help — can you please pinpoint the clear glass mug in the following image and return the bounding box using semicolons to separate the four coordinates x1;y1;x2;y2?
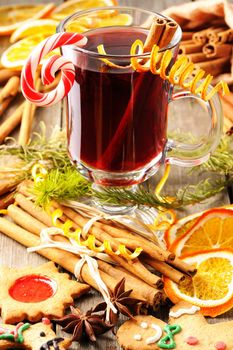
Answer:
57;6;222;211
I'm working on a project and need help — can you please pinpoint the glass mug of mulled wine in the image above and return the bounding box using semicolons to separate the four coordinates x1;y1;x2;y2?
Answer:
57;7;222;212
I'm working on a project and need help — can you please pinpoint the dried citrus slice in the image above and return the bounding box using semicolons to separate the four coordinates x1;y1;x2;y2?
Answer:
10;19;59;43
1;34;59;69
164;205;233;249
66;13;132;33
169;208;233;256
0;3;55;35
164;249;233;316
50;0;117;21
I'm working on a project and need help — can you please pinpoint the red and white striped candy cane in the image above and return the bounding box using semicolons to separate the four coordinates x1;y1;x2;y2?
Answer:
21;32;87;107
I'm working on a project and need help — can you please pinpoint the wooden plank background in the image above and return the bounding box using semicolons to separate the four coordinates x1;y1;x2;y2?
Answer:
0;0;232;349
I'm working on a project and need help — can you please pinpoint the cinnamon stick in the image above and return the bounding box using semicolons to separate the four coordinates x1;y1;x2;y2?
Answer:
192;28;214;44
18;78;41;145
143;257;186;284
0;69;20;84
171;256;197;276
143;17;166;53
0;101;25;144
0;178;20;196
15;193;66;228
179;42;203;54
0;96;15;117
182;32;194;41
94;219;174;261
7;204;47;235
195;56;231;76
210;28;233;44
187;52;212;63
206;27;228;42
98;260;163;302
203;43;232;58
0;191;14;210
0;76;20;104
158;20;178;48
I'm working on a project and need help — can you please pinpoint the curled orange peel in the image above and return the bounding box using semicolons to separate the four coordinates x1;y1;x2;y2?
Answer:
51;208;142;260
31;163;48;183
98;40;229;101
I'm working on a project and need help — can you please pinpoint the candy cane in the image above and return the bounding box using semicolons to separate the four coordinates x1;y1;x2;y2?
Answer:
21;32;87;107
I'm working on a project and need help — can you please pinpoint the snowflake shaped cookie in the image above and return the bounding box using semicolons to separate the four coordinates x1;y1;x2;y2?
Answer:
0;261;90;323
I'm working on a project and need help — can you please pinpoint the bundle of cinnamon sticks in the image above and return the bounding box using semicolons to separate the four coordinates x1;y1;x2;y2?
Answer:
179;27;232;78
0;180;196;309
163;0;233;129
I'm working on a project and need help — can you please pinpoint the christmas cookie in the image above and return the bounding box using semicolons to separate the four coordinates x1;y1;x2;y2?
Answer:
117;315;170;350
169;301;233;349
117;301;233;349
0;318;71;350
0;261;90;323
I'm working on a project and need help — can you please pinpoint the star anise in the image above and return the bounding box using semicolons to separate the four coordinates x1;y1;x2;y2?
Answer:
93;278;143;325
54;306;113;342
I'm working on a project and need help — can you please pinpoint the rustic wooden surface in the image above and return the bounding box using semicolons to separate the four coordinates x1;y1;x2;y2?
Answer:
0;0;232;349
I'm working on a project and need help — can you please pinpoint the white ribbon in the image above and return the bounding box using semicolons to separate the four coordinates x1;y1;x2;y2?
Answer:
27;227;117;320
81;214;120;238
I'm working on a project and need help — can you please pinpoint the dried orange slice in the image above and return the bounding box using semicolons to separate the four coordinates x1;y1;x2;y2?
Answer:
169;208;233;256
1;34;59;69
164;248;233;317
0;3;55;36
10;19;59;43
164;205;233;249
50;0;117;21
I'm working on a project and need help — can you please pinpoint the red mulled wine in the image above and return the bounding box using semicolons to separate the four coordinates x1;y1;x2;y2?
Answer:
65;26;170;182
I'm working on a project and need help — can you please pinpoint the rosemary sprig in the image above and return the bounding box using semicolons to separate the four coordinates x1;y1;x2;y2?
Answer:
33;167;92;208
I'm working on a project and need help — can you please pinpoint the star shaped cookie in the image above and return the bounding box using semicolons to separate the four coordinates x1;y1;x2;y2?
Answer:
0;261;90;323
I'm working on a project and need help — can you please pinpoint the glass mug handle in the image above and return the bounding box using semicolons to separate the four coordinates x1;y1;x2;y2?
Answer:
166;88;223;167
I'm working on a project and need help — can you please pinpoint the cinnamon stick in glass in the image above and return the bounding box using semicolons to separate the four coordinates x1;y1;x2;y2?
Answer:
158;20;178;48
143;17;166;53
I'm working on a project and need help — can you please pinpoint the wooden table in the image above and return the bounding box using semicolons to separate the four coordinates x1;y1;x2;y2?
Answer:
0;0;232;349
